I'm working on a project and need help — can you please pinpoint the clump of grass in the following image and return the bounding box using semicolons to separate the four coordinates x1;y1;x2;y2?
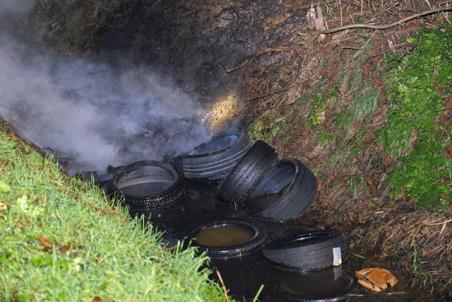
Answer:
377;25;451;206
0;125;226;301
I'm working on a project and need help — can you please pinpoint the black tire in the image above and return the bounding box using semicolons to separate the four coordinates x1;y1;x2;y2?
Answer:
112;161;185;209
178;130;251;182
218;140;278;205
262;230;347;271
245;159;317;221
188;219;267;259
276;267;356;302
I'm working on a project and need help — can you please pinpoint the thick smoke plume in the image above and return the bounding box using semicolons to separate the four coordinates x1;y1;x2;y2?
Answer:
0;1;210;174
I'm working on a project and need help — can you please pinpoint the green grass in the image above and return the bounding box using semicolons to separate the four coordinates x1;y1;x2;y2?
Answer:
377;25;451;206
0;126;226;302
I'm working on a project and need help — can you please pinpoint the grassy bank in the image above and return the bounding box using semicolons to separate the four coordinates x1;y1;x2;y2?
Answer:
246;20;451;294
0;124;226;302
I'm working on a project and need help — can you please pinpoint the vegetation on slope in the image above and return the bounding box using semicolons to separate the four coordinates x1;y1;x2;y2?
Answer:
0;125;225;302
378;26;451;206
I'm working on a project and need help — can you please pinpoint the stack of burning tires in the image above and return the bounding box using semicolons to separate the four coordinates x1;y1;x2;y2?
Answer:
101;130;355;301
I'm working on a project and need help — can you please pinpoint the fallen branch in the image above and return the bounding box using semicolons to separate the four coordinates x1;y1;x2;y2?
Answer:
322;7;452;34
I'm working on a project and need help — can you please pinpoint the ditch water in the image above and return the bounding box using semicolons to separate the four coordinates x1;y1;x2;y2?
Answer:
129;180;440;302
194;224;255;248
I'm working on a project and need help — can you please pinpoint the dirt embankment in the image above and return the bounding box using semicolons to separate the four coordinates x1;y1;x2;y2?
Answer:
35;0;451;297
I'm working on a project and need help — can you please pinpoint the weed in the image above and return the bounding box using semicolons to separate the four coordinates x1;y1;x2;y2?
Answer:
353;87;379;120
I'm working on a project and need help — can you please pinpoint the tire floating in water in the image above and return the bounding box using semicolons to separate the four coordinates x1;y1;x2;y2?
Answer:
274;266;356;302
189;219;267;259
112;161;185;209
263;230;347;271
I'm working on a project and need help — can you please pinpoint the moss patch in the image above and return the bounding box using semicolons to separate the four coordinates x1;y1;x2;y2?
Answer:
378;26;451;206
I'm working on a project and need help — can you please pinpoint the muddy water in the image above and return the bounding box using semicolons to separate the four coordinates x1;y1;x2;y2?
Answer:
195;224;254;247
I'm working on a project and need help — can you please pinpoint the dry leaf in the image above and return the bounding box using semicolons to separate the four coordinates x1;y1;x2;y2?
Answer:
315;5;326;32
0;202;7;212
356;268;398;292
365;176;378;195
92;297;102;302
447;145;452;158
38;235;53;251
306;4;326;32
306;6;317;30
60;245;70;253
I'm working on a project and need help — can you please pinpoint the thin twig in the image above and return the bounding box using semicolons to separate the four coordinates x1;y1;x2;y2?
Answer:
322;7;452;34
422;219;452;226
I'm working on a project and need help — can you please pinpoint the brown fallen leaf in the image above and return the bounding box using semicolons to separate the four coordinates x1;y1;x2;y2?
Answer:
356;267;398;292
59;245;70;253
92;297;102;302
38;235;53;251
365;176;378;195
0;202;7;212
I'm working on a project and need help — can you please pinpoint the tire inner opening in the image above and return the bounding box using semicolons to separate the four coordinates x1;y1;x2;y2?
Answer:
194;223;255;248
247;162;295;214
117;165;176;198
189;133;239;155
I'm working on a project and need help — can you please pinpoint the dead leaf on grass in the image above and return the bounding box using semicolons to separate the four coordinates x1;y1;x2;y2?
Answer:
365;176;378;195
306;4;326;39
0;202;7;212
355;267;398;292
446;145;452;158
38;235;53;251
59;245;71;253
92;296;102;302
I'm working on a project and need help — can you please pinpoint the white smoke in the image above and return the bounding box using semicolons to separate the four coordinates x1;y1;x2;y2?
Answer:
0;2;210;173
0;0;35;13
